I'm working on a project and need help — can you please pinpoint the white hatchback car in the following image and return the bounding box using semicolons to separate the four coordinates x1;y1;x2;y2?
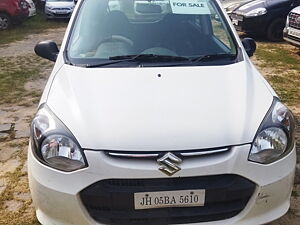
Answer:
44;0;75;19
29;0;297;225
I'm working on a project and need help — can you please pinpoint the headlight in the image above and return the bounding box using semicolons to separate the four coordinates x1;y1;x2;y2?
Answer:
285;14;290;27
249;98;295;164
31;104;87;172
244;7;267;18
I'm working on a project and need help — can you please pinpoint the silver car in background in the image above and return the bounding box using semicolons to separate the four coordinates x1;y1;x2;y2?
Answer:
45;0;75;19
283;6;300;47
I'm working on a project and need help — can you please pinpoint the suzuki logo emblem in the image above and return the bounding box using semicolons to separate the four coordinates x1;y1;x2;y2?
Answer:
157;152;182;176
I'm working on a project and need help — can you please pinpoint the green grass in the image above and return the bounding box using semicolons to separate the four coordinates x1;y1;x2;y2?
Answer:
256;44;300;70
255;43;300;105
0;55;52;105
0;11;67;45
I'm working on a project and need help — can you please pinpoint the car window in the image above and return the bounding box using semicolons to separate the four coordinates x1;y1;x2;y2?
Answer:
210;12;233;50
67;0;238;66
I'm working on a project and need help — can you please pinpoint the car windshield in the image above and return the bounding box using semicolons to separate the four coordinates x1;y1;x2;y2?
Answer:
67;0;238;67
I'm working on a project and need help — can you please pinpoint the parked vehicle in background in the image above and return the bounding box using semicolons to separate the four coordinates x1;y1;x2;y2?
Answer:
0;0;29;30
227;0;300;41
283;6;300;47
45;0;75;19
26;0;37;17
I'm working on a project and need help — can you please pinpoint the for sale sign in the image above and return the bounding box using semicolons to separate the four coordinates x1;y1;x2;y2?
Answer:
170;0;210;14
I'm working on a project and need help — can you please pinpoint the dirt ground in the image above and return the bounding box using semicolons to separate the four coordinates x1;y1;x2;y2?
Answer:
0;29;299;225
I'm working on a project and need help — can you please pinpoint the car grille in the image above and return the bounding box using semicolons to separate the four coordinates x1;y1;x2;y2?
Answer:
80;175;256;225
52;8;70;10
104;147;230;159
289;12;300;29
51;13;71;17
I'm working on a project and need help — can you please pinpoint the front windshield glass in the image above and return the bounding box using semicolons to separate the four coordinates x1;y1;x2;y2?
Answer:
68;0;238;66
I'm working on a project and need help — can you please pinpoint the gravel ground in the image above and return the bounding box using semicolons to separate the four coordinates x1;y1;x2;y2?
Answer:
0;28;65;225
0;27;66;57
0;29;299;225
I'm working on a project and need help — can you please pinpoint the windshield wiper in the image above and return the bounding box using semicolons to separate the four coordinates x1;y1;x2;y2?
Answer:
84;53;235;68
85;54;191;68
191;53;236;62
85;58;136;68
110;54;190;61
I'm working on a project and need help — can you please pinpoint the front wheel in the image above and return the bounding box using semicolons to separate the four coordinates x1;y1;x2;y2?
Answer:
266;18;285;42
0;13;11;30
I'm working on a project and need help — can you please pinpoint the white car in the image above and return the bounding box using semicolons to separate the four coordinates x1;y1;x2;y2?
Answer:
29;0;296;225
25;0;36;17
44;0;75;19
283;6;300;47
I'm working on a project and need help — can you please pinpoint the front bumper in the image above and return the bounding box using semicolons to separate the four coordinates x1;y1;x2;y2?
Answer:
28;144;296;225
283;27;300;48
45;9;72;19
229;14;269;34
28;8;37;17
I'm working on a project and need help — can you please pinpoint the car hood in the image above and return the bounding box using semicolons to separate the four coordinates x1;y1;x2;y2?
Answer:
234;0;267;14
291;6;300;13
46;1;74;8
265;0;293;8
46;61;273;151
234;0;292;13
222;0;252;12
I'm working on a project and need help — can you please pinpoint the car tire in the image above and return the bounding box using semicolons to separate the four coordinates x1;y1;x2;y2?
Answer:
0;13;11;30
266;18;285;42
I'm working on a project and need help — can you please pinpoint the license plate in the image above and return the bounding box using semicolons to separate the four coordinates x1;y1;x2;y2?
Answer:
232;19;239;26
288;27;300;38
230;14;243;20
134;189;205;210
56;10;68;14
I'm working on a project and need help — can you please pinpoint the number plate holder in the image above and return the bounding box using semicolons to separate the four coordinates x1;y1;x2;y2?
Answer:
288;27;300;39
56;10;68;14
134;189;205;210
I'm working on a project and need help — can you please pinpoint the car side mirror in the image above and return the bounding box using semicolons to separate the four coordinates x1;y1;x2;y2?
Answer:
242;38;256;57
34;40;59;62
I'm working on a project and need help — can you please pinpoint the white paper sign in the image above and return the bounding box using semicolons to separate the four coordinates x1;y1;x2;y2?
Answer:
170;0;210;14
